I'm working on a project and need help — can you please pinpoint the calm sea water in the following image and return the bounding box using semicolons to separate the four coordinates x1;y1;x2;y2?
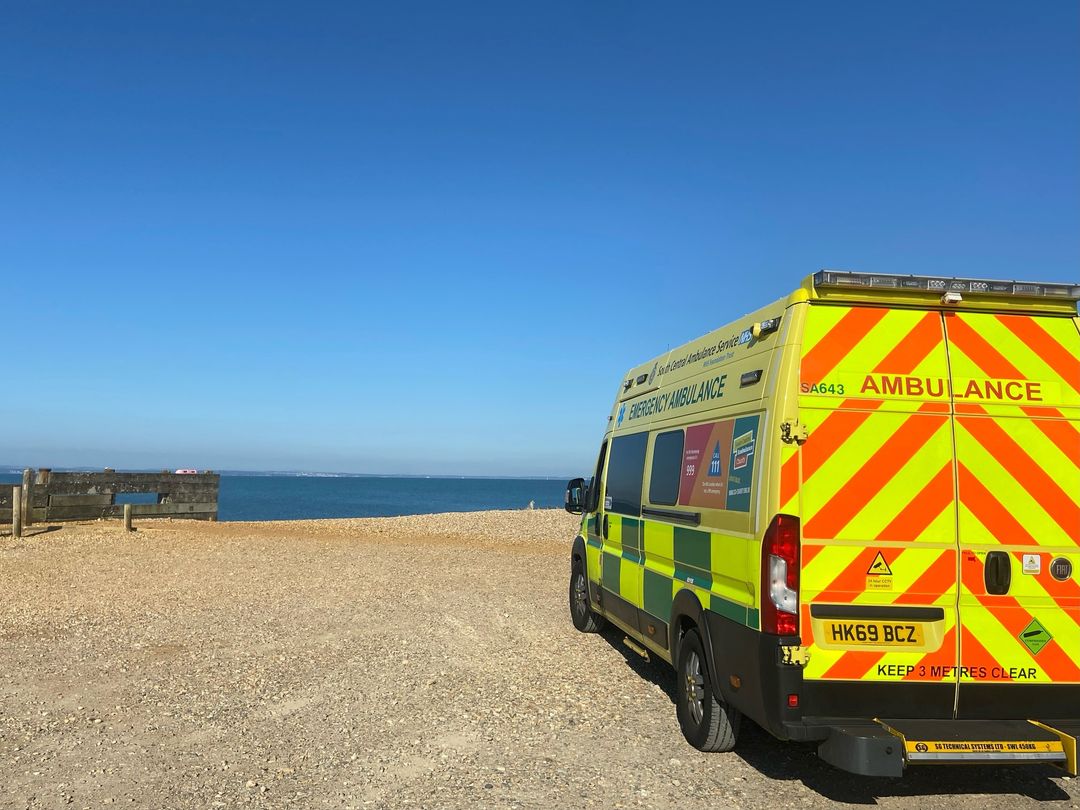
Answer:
0;472;566;522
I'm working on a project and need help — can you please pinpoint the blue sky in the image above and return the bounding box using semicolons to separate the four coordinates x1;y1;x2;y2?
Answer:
2;2;1077;476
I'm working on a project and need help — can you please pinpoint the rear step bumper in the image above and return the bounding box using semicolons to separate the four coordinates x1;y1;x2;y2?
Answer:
814;718;1079;777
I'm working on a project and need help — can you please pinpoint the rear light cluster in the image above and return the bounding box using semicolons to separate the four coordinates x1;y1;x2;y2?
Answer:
761;514;800;636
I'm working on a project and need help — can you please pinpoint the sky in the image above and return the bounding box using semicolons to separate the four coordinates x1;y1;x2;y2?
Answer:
1;2;1077;476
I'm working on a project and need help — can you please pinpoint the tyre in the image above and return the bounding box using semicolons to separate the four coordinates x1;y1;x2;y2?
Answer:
675;628;739;752
569;557;605;633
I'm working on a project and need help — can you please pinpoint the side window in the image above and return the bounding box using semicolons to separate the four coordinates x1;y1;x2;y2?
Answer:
586;441;607;513
648;429;684;506
605;432;648;516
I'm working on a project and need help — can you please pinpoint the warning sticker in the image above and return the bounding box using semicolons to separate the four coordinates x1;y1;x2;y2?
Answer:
866;551;893;591
867;552;893;576
1019;618;1052;656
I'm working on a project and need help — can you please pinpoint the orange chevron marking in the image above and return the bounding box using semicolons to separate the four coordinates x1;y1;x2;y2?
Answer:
904;626;957;681
968;402;1080;469
957;463;1039;546
1024;412;1080;467
874;312;944;375
800;603;814;645
945;315;1025;379
1023;405;1069;418
919;401;951;413
801;307;890;383
959;416;1080;539
813;552;956;682
812;548;883;604
874;463;954;542
1016;552;1080;602
804;408;947;540
959;624;1007;680
798;406;881;483
780;448;800;506
801;544;826;567
893;550;957;605
823;651;885;680
960;564;1080;681
996;315;1080;396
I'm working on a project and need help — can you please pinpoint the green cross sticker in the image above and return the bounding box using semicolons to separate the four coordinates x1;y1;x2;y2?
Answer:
1019;618;1052;656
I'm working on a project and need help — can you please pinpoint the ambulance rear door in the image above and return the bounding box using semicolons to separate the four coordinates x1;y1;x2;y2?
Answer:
944;311;1080;717
796;304;960;718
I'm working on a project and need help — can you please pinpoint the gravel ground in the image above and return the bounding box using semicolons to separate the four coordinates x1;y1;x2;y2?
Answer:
1;510;1077;810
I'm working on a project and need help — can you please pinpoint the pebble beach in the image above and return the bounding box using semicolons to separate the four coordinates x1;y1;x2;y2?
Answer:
1;510;1075;809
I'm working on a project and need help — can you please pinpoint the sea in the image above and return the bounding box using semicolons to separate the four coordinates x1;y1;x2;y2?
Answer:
0;472;567;522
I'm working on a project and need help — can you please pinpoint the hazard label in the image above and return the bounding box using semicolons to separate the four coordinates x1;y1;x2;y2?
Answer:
1019;618;1052;656
867;552;893;576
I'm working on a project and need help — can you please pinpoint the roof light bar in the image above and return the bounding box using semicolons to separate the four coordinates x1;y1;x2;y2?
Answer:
814;270;1080;301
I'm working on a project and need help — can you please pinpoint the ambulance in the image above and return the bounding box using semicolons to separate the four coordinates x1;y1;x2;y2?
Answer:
564;271;1080;776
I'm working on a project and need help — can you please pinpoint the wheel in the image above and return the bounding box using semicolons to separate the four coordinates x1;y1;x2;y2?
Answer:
675;628;739;752
569;557;605;633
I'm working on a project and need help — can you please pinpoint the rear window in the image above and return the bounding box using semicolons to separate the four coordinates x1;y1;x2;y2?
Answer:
606;432;647;516
649;430;684;506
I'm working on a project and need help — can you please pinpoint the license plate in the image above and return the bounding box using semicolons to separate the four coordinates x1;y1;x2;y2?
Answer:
819;620;925;647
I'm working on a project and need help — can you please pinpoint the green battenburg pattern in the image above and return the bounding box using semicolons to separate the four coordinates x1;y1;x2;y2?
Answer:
601;552;621;593
643;567;672;621
585;515;602;548
621;517;641;557
673;526;711;573
598;514;758;631
710;593;760;629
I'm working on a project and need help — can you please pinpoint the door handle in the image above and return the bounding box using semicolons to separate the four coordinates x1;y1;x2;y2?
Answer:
984;551;1012;595
602;514;609;540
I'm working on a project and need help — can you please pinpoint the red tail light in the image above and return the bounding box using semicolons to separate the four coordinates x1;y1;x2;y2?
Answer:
761;514;800;636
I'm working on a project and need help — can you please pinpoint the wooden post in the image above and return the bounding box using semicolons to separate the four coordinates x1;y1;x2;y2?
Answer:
123;503;133;532
21;469;32;527
12;486;22;538
34;469;50;522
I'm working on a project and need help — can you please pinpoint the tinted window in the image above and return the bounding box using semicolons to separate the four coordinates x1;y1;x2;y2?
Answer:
649;430;684;506
606;432;648;516
586;441;607;513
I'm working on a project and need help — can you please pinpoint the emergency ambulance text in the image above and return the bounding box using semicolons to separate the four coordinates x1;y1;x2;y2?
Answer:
626;375;727;422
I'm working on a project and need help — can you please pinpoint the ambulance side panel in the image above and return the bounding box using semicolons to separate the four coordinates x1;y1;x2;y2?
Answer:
606;300;804;738
587;301;788;672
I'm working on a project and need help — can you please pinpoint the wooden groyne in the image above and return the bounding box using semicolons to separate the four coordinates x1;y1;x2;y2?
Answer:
4;469;219;530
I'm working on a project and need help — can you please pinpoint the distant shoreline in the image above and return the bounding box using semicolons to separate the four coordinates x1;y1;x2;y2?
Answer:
0;472;568;522
0;468;571;481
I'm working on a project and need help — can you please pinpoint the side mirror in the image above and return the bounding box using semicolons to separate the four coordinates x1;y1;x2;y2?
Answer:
584;475;599;513
565;477;586;514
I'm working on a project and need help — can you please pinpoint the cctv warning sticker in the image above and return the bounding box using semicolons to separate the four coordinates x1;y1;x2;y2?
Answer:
866;552;893;591
867;552;893;576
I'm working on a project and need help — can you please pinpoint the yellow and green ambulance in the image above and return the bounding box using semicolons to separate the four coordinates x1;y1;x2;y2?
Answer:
565;270;1080;776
